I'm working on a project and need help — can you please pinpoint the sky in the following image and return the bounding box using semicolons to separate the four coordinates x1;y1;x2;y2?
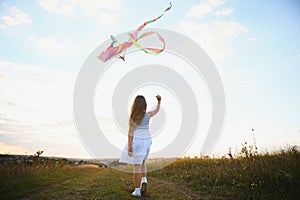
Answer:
0;0;299;158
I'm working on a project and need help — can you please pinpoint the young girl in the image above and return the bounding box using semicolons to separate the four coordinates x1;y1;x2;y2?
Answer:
120;95;161;197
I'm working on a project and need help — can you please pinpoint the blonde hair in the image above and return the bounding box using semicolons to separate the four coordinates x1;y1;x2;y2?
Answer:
129;95;147;126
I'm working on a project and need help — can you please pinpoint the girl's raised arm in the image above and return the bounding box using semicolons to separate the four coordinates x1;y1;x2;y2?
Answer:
148;95;161;118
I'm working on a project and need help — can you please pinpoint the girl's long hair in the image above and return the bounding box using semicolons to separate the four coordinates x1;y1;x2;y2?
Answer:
129;95;147;126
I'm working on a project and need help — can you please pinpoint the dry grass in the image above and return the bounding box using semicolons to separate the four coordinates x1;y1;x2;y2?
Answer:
151;146;300;199
0;146;299;199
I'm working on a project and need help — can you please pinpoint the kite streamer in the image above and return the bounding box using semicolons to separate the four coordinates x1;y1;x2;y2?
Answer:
98;2;172;62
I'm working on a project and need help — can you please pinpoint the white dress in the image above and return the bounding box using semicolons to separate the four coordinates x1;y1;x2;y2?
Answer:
119;112;152;164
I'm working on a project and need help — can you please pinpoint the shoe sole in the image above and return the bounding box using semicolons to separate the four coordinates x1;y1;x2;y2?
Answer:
132;191;141;197
141;182;147;194
132;194;141;197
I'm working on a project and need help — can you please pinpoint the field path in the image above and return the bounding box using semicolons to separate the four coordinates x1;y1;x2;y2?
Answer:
20;165;202;200
148;176;202;199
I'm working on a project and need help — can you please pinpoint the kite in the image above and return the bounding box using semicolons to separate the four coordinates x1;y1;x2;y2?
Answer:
98;2;172;62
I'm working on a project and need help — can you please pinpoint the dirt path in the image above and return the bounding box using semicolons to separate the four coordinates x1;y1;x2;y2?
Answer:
146;176;202;199
23;166;202;200
149;177;201;199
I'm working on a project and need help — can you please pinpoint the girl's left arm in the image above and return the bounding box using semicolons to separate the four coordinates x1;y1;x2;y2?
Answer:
127;124;135;156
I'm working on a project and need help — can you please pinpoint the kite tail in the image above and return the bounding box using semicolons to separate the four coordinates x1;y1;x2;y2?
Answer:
132;2;172;39
164;2;172;12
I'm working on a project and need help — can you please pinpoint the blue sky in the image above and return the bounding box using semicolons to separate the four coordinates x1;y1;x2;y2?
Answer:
0;0;299;158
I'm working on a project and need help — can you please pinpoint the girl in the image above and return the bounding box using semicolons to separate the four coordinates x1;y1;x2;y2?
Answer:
120;95;161;197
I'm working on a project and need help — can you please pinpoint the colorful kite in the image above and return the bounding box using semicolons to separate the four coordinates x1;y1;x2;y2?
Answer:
98;2;172;62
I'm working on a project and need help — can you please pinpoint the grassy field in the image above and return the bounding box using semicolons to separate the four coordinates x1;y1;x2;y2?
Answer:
0;147;299;199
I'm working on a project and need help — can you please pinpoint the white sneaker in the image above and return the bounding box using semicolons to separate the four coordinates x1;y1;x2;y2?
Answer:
132;189;141;197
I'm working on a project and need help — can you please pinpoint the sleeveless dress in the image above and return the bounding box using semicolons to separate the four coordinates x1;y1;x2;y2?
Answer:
119;112;152;164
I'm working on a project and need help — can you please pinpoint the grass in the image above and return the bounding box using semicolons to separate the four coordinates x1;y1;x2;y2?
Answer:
0;164;133;200
151;146;300;199
0;147;299;199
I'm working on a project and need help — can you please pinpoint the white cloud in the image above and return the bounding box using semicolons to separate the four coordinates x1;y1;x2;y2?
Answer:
0;59;48;74
28;36;77;56
180;0;248;62
187;1;212;18
248;37;257;42
0;23;5;29
297;53;300;58
213;8;234;16
0;60;89;157
0;72;6;78
38;0;122;24
2;3;8;8
0;59;76;122
214;20;248;36
178;20;248;62
38;0;62;13
187;0;225;18
0;6;32;28
0;142;29;154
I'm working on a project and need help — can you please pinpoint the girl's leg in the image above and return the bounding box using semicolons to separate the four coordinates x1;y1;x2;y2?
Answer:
132;164;142;196
133;164;141;188
141;160;148;193
141;160;147;178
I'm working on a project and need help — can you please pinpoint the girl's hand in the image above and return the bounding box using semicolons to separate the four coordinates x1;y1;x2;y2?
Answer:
128;145;133;156
156;95;161;104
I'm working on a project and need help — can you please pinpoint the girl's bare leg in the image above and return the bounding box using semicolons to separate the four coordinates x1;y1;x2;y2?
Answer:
140;160;148;193
133;164;141;188
141;160;147;178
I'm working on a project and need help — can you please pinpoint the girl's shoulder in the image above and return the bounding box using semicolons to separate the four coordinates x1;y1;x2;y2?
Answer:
146;112;150;118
